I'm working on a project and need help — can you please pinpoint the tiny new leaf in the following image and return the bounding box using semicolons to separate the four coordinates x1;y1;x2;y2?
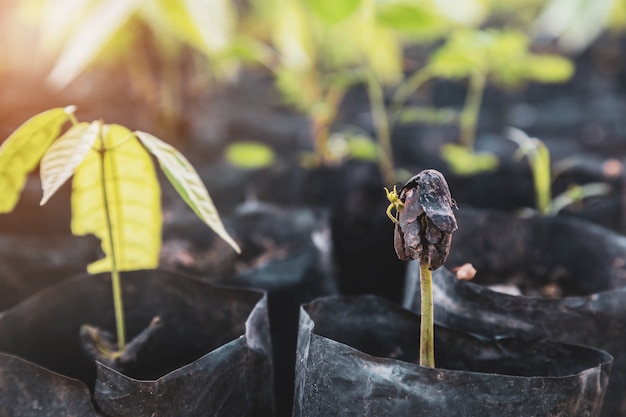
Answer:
135;131;241;253
507;127;551;215
0;106;75;213
40;121;99;205
72;124;162;274
225;141;275;169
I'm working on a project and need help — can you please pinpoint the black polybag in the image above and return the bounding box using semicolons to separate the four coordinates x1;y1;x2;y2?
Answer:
406;208;626;417
0;269;274;417
294;295;612;417
164;201;338;417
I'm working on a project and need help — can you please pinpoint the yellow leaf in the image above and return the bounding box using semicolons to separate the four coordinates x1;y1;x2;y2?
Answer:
40;121;99;205
47;0;142;88
441;143;499;176
71;124;162;274
143;0;235;54
135;131;241;253
274;0;313;70
361;26;403;83
0;106;75;213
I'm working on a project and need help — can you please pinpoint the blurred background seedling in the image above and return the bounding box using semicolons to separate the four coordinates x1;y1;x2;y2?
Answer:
506;127;612;216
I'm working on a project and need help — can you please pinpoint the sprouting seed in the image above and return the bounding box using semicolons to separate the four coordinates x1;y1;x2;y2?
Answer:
386;169;458;269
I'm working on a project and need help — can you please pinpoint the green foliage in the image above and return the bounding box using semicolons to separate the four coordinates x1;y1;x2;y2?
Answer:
375;1;449;40
506;127;612;216
225;141;276;169
507;127;551;215
524;55;575;83
327;132;379;162
407;27;575;167
550;183;613;215
440;144;499;176
428;29;574;88
301;0;362;25
254;0;408;167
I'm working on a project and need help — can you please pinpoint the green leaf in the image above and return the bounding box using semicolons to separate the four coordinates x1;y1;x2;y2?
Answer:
346;135;379;161
302;0;361;24
40;121;99;205
427;29;572;88
440;143;499;176
225;141;276;169
72;124;162;274
529;139;552;215
326;132;379;162
376;2;446;39
0;106;74;213
526;55;574;83
506;127;552;214
550;183;612;215
428;42;483;79
135;131;241;253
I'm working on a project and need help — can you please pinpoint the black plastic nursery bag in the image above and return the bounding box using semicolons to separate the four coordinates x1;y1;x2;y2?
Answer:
0;269;274;417
294;295;612;417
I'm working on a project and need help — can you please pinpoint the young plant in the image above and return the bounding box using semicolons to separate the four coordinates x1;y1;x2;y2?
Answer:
385;169;457;367
506;127;612;215
35;0;239;88
427;28;574;176
251;0;405;168
0;106;240;357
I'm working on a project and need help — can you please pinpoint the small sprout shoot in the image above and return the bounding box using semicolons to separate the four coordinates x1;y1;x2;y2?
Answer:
384;185;404;224
507;127;613;215
385;169;457;368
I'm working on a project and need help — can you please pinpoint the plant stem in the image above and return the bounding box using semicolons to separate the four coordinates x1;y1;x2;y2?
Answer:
419;261;434;368
68;112;79;126
98;129;126;352
311;86;346;164
389;67;432;130
366;70;396;186
459;71;487;150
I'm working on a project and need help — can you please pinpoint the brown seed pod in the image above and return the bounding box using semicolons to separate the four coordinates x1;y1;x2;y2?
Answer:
393;169;457;269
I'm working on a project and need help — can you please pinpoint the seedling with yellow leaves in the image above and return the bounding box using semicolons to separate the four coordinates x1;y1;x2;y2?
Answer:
0;106;240;357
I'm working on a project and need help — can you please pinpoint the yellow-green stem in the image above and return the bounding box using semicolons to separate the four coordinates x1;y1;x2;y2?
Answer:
68;112;79;126
98;131;126;351
366;70;396;186
459;71;487;150
389;67;432;130
419;262;434;368
311;86;346;165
